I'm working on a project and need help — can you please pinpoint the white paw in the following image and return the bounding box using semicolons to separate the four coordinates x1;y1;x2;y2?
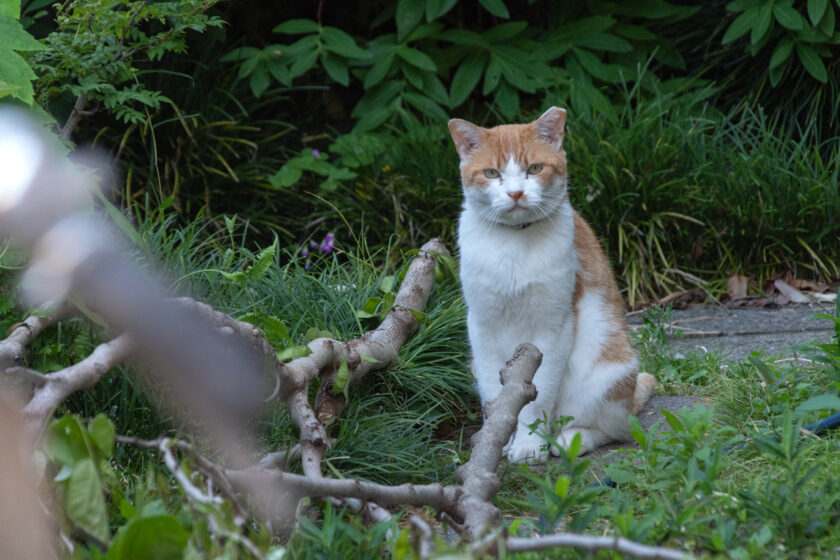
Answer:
550;428;598;456
505;433;549;464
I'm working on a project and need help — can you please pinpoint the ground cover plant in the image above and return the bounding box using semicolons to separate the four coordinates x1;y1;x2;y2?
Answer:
2;0;840;558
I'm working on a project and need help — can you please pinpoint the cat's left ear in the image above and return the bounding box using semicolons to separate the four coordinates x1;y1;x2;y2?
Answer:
535;107;567;149
448;119;483;160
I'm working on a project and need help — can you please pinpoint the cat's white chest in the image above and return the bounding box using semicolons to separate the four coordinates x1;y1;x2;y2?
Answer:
457;206;577;311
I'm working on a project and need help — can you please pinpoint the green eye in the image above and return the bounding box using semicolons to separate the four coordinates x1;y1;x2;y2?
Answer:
483;169;500;179
527;163;544;174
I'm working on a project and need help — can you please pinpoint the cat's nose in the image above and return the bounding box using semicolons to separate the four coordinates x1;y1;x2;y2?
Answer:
507;190;525;202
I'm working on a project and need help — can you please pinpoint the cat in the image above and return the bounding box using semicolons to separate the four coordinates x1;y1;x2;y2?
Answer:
449;107;656;463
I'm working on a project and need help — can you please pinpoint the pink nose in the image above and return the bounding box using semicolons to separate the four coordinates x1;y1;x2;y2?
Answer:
507;190;525;202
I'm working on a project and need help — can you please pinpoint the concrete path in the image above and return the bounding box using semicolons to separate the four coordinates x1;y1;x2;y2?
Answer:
627;303;836;362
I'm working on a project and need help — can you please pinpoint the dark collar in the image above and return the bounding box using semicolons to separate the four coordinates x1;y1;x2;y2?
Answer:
504;217;547;230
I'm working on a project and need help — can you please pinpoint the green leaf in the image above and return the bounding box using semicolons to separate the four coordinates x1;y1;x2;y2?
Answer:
106;516;189;560
483;21;527;42
273;19;320;34
796;43;828;81
277;345;313;362
661;409;685;433
89;414;115;457
364;51;395;89
396;0;425;41
269;163;302;188
45;416;90;466
478;0;509;18
66;458;109;543
436;28;488;47
752;2;774;43
808;0;828;24
360;354;379;363
722;7;761;43
796;394;840;411
396;45;436;71
494;80;518;117
773;5;806;29
450;53;486;107
769;36;794;67
244;237;277;282
613;24;657;41
321;26;368;59
332;358;349;396
0;15;47;50
408;308;427;323
0;0;20;18
819;3;836;35
426;0;456;21
483;55;502;95
289;47;319;78
321;52;349;85
249;68;269;97
576;33;633;52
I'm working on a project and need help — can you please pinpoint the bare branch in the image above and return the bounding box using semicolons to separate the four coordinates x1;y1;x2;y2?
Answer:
22;334;133;435
0;303;75;371
59;94;90;142
500;533;688;559
456;343;541;537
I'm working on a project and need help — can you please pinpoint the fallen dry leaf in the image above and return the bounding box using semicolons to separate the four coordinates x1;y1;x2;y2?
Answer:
726;275;749;300
774;279;811;304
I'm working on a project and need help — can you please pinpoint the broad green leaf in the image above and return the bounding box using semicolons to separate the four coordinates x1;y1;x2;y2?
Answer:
576;32;633;52
396;0;425;41
273;19;319;34
321;26;368;59
769;36;794;67
277;345;313;361
406;21;445;42
796;43;827;81
808;0;828;24
449;53;486;107
249;68;269;97
478;0;509;18
773;5;806;29
106;516;189;560
566;432;581;462
422;71;449;105
120;499;136;520
0;15;47;50
555;475;571;498
722;7;761;43
269;163;302;188
353;98;397;132
819;3;835;35
0;0;19;18
289;48;318;79
261;315;292;347
796;394;840;411
613;24;657;40
396;45;436;71
751;2;774;43
769;61;784;85
364;51;395;89
407;308;427;323
66;458;109;543
425;0;456;21
332;358;349;396
360;354;379;363
483;55;502;95
321;52;349;85
45;416;90;466
660;409;685;433
493;80;518;117
304;327;334;342
89;414;115;457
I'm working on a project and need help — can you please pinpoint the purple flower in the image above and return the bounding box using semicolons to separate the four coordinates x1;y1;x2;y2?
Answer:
310;241;319;249
312;149;321;158
319;233;335;253
301;248;309;258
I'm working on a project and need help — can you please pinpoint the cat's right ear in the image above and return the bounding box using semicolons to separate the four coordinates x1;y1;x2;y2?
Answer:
448;119;483;160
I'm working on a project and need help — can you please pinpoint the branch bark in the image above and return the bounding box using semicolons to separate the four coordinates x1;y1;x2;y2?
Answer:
22;334;133;436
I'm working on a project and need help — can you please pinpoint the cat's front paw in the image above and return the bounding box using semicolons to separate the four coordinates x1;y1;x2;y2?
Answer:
504;433;548;464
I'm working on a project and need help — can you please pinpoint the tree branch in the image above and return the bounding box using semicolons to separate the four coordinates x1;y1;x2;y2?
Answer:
22;333;133;436
59;93;90;142
499;533;687;559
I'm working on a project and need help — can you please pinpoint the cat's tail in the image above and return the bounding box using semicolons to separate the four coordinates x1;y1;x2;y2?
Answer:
631;372;656;414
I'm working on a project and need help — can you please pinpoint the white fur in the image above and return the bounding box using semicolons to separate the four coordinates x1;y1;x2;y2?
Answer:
458;156;636;463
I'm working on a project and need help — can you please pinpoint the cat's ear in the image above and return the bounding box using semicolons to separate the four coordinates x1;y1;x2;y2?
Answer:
535;107;567;149
448;119;483;160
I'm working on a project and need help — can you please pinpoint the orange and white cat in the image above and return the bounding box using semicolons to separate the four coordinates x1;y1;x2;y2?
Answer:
449;107;656;463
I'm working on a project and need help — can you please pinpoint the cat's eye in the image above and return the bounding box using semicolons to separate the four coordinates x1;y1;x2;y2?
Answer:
527;163;544;174
483;169;500;179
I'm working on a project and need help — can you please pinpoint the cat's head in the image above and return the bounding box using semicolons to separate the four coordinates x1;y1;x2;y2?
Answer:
448;107;567;228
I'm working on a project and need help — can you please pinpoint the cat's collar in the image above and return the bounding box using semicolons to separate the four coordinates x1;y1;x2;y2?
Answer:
505;217;547;230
